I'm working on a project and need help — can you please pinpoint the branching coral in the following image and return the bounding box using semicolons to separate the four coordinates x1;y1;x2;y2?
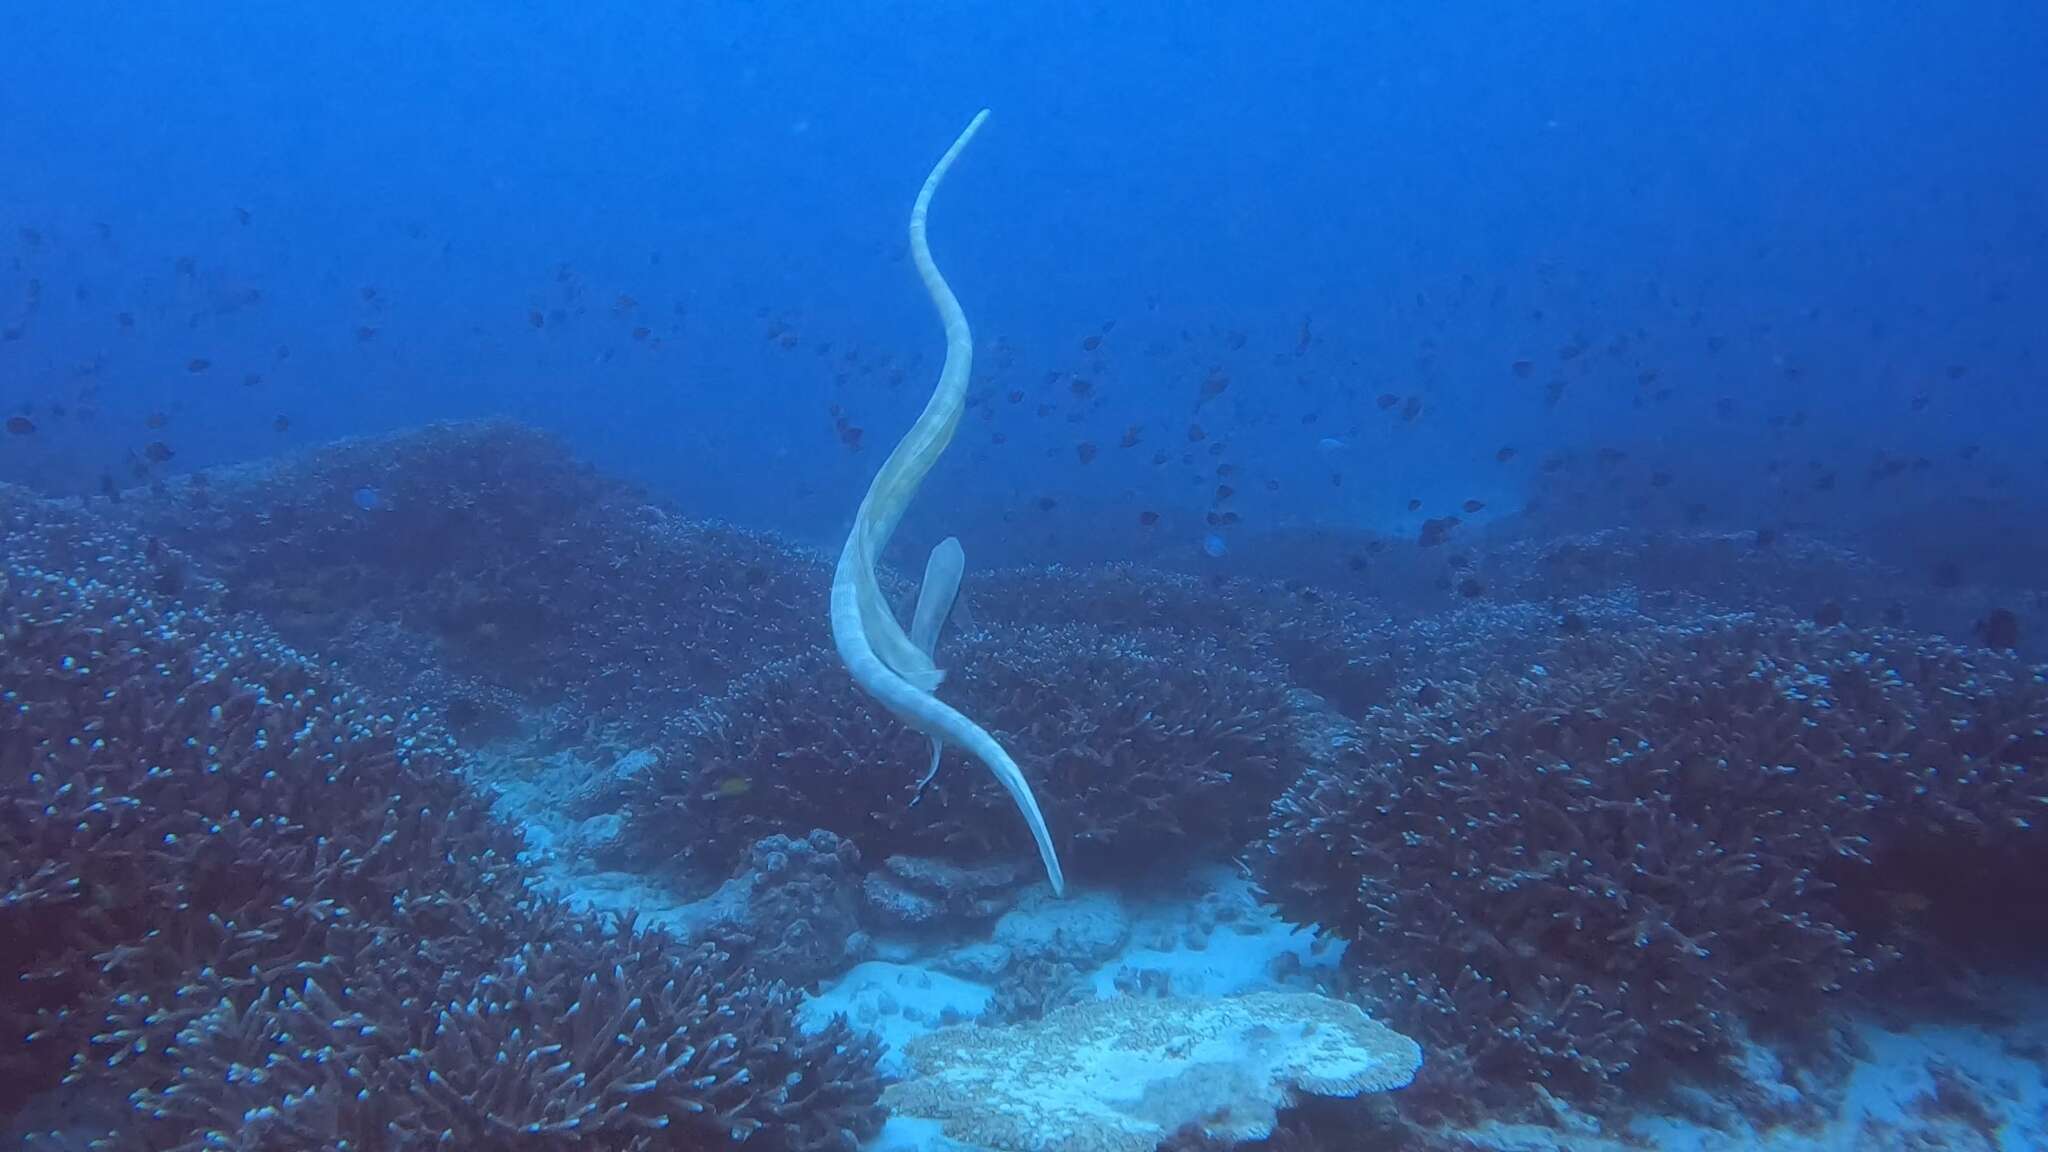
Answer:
119;421;832;741
1260;606;2048;1110
0;491;884;1149
622;622;1302;885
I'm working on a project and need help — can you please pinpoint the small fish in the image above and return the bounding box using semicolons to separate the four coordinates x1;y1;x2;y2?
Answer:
186;358;212;373
1418;516;1460;547
1977;608;2020;649
1496;446;1517;463
5;415;34;435
1201;533;1228;558
712;776;751;798
352;485;384;511
143;441;175;463
1075;441;1098;464
1462;499;1485;513
1138;510;1159;526
273;415;291;433
1317;437;1348;454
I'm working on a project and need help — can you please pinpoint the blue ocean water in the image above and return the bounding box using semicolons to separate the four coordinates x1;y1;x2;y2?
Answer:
3;4;2047;1150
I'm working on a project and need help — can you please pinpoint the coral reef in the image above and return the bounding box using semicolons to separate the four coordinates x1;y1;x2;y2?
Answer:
0;489;883;1149
1262;605;2048;1110
125;922;882;1151
24;409;2047;1144
120;421;831;743
617;622;1303;887
883;991;1421;1152
1156;1096;1421;1152
699;831;875;991
967;562;1417;724
983;956;1093;1024
860;853;1026;931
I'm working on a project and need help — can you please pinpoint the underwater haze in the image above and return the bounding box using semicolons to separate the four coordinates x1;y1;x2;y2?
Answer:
5;3;2048;1151
5;3;2045;576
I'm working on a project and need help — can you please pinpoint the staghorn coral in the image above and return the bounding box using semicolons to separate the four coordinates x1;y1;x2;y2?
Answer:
123;924;882;1151
119;421;831;742
617;620;1302;888
950;625;1300;869
965;563;1401;721
0;488;883;1149
1261;605;2048;1112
